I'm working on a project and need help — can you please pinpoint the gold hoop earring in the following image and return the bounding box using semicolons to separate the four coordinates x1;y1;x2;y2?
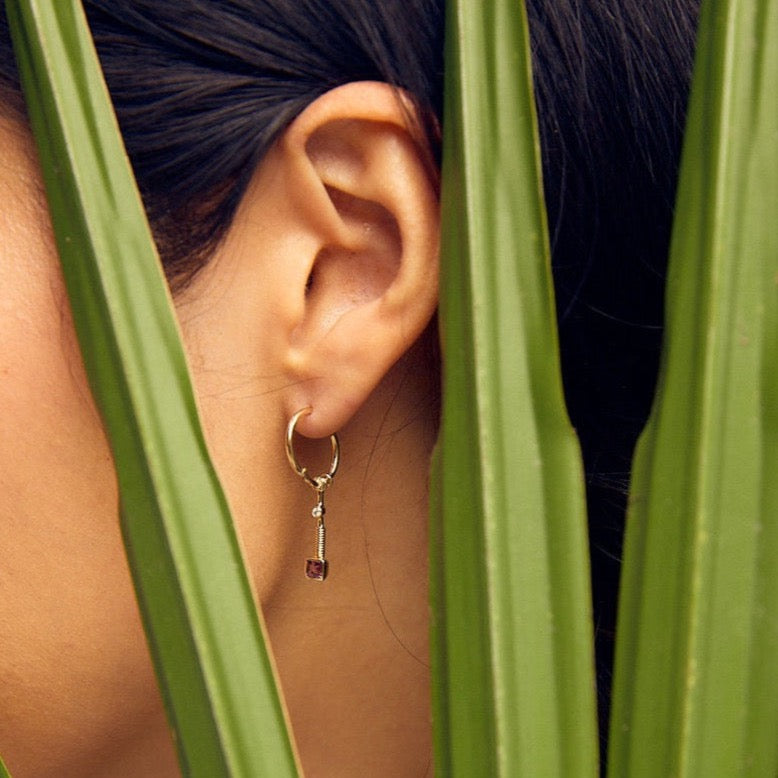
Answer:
285;407;340;581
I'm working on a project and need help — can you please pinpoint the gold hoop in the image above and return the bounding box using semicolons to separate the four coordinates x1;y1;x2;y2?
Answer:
285;407;340;490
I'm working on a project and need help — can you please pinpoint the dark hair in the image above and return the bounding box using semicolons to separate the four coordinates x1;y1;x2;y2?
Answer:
1;0;444;285
525;0;699;737
0;0;700;745
0;1;697;298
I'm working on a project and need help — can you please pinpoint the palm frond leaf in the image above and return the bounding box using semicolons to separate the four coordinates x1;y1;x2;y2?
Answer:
431;1;599;774
608;0;778;773
5;1;299;774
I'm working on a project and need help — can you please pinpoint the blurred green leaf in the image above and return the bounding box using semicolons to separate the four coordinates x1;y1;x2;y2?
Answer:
608;0;778;774
431;0;599;775
0;755;11;778
5;1;299;775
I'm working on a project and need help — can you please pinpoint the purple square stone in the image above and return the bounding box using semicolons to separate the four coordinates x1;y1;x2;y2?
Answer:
305;558;327;581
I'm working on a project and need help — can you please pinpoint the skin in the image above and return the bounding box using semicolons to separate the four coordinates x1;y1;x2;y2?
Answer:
0;82;439;777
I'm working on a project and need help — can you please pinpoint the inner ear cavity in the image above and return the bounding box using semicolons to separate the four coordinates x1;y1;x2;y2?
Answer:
303;185;401;328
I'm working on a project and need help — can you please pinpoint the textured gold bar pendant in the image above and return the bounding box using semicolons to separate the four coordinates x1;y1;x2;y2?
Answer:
305;500;327;581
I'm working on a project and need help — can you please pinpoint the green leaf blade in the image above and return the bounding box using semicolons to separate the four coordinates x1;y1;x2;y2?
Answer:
6;1;299;775
432;0;599;775
608;0;778;774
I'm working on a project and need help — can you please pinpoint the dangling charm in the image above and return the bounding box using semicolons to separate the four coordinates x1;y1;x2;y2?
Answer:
305;476;331;581
285;409;340;582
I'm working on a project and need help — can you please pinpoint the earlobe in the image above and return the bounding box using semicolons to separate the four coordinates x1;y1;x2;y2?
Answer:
277;82;439;438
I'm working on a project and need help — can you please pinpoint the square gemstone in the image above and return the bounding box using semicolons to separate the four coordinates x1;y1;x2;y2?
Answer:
305;558;327;581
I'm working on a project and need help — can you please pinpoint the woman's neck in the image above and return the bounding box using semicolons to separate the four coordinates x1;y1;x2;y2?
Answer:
264;342;436;776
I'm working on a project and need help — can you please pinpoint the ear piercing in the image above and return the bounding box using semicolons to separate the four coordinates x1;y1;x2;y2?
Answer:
285;408;340;581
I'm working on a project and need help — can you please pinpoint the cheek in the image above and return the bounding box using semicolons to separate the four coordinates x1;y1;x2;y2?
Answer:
0;141;160;771
0;256;121;590
0;144;124;616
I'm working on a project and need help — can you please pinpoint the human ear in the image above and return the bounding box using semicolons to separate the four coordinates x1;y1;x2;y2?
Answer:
271;81;440;437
